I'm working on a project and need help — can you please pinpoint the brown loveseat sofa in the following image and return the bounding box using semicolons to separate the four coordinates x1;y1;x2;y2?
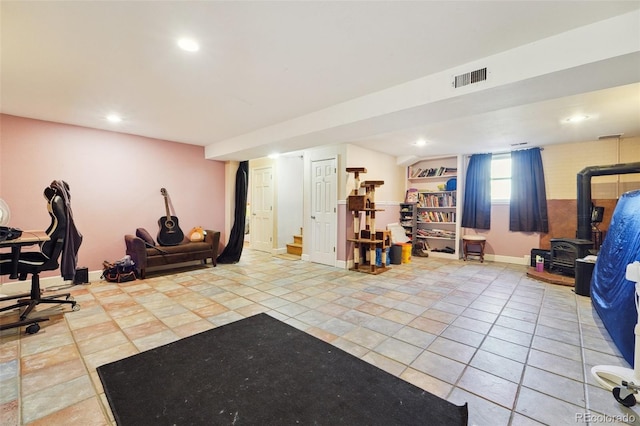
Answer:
125;228;220;279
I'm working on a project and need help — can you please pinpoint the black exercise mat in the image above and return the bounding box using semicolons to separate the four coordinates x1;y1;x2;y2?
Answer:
97;313;468;425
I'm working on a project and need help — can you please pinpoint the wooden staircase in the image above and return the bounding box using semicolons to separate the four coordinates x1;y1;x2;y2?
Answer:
286;228;303;256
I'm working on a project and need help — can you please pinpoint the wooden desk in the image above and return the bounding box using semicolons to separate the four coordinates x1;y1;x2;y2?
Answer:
0;230;49;279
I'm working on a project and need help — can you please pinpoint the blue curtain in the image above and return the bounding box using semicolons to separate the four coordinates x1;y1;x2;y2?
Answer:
461;153;492;229
509;148;549;232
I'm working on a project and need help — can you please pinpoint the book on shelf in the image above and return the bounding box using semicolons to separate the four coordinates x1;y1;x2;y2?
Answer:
417;193;456;208
410;166;457;178
416;228;456;239
405;188;418;203
417;211;456;223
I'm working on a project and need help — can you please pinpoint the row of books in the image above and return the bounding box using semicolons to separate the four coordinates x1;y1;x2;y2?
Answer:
417;193;456;207
410;166;457;178
418;211;456;223
416;228;456;239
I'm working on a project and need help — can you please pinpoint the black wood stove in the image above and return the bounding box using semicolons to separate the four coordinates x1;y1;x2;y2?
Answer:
549;238;594;276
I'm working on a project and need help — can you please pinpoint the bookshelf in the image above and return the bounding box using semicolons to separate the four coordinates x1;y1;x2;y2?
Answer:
399;202;417;240
407;156;463;259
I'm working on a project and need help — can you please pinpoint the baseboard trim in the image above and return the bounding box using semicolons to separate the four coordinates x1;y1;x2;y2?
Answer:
0;270;102;296
484;254;529;265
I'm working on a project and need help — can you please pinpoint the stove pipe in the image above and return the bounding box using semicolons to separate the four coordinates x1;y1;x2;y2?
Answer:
577;162;640;240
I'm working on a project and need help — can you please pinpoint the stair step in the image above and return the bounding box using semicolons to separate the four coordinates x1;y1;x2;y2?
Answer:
293;235;303;244
286;242;302;256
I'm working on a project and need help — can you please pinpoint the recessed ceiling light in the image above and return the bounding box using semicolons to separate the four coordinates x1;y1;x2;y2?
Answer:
177;37;200;52
414;139;427;147
106;114;122;123
565;115;590;123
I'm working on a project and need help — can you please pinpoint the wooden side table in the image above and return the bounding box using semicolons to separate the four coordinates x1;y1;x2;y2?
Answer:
462;235;486;262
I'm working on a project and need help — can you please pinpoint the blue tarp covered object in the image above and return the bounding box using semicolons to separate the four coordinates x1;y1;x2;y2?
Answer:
591;190;640;366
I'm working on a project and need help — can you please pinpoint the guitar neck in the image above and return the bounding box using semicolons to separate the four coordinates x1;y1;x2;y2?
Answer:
164;196;171;219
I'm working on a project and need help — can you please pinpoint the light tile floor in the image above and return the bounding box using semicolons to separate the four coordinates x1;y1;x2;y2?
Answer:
1;250;638;425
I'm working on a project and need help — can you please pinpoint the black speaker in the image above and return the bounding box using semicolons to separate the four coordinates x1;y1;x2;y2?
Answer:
73;267;89;284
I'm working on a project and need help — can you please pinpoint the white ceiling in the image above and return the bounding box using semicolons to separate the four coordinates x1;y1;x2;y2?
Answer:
1;1;639;162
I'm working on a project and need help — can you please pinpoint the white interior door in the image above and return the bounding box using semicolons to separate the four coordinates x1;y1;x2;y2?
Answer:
251;166;273;253
310;158;336;266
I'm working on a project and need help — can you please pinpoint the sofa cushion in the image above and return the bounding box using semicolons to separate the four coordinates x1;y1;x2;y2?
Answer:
136;228;156;246
145;241;211;255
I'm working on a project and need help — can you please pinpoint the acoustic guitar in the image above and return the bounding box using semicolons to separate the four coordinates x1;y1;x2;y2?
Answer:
157;188;184;246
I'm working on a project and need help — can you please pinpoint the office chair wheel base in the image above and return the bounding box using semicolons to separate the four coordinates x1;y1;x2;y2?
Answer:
72;303;81;312
26;323;40;334
66;295;74;301
613;386;637;407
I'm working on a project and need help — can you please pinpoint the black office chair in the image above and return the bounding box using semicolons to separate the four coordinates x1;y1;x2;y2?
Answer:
0;185;80;334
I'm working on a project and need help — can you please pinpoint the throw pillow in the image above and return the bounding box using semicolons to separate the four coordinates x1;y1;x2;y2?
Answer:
136;228;156;246
188;226;205;242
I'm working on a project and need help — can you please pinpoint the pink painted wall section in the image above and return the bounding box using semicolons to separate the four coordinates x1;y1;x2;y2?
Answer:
463;204;539;259
0;114;226;281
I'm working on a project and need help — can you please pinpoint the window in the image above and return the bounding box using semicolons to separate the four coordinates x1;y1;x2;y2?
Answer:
491;153;511;201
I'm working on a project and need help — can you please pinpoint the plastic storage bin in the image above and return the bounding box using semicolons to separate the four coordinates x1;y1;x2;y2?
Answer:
390;245;403;265
575;258;596;296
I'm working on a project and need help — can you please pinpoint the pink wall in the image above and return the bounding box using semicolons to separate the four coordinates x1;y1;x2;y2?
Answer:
462;204;539;258
0;114;226;280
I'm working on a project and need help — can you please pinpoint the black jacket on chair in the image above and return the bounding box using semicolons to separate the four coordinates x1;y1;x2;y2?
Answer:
49;180;82;280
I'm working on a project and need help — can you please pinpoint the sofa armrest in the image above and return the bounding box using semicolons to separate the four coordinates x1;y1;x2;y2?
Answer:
125;234;147;271
205;230;221;267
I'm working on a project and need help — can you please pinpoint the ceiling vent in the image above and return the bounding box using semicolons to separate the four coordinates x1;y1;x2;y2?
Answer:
453;67;487;88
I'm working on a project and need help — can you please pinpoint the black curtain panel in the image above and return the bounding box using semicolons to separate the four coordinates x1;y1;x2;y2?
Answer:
461;153;492;230
509;148;549;232
217;161;249;264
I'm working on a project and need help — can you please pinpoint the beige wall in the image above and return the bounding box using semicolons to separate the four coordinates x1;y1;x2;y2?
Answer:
544;137;640;199
345;144;405;202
